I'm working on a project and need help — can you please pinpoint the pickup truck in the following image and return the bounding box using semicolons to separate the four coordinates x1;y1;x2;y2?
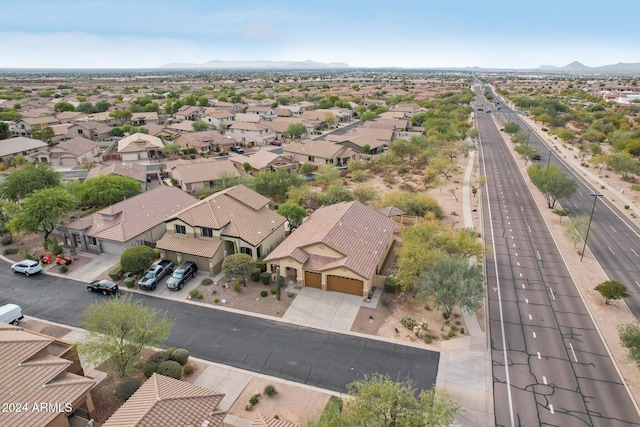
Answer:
138;260;175;290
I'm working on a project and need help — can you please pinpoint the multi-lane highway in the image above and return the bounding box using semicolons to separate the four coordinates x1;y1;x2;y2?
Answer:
475;87;640;426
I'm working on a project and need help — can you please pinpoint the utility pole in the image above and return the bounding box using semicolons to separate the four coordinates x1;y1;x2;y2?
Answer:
581;193;603;262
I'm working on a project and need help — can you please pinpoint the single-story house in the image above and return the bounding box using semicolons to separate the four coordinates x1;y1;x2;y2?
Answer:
229;150;298;174
283;140;356;167
67;121;112;141
173;130;226;154
59;186;197;255
117;132;164;162
156;184;286;274
131;111;159;126
170;159;240;194
103;373;226;427
30;136;101;166
0;323;96;427
86;161;150;190
0;136;48;162
264;201;396;299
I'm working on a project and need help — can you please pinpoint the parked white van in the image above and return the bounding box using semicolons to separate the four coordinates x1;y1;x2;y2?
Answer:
0;304;24;325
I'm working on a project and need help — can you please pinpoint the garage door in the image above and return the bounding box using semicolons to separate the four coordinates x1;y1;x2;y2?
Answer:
304;271;322;289
181;254;210;273
327;275;363;296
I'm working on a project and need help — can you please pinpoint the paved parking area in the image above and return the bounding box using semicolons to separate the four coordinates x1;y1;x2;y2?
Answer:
282;287;362;331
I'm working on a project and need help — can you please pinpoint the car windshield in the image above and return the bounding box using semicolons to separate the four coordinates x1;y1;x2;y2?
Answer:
172;271;184;279
143;272;154;279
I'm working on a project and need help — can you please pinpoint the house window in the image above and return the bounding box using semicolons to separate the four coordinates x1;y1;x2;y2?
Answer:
175;224;186;234
308;156;314;162
90;237;97;245
201;227;213;238
240;247;253;257
78;129;83;134
256;246;262;258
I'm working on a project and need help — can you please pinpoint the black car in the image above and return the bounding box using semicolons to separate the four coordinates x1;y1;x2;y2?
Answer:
532;154;542;160
166;261;198;291
87;279;118;296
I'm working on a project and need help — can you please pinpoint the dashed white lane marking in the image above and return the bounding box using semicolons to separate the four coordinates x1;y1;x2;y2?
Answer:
549;404;554;414
537;352;541;359
529;314;532;320
569;343;578;362
543;376;547;385
608;247;616;256
610;225;616;233
536;250;541;260
522;284;526;289
533;332;537;338
549;288;556;300
631;248;638;257
525;298;529;303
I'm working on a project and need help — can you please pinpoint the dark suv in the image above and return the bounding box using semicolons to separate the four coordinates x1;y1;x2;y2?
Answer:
166;261;198;291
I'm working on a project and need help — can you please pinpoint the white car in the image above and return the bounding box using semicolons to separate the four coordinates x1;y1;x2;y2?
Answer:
11;260;43;276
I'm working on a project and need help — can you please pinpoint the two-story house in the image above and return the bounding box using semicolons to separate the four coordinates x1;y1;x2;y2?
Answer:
226;122;277;146
246;106;277;121
117;132;164;162
156;185;286;274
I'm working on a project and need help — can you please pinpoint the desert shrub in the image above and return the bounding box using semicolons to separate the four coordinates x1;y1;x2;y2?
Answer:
0;235;12;245
383;276;397;293
3;247;19;255
124;277;135;288
400;315;416;329
19;247;33;260
260;272;271;285
170;348;190;366
147;351;170;367
201;278;213;286
213;297;220;303
233;283;242;292
270;287;277;294
412;319;429;338
109;265;124;281
48;238;62;255
263;385;277;396
261;290;268;297
156;360;182;380
115;378;142;401
287;292;295;298
59;264;68;273
183;364;194;376
249;395;259;405
250;268;261;282
189;288;200;298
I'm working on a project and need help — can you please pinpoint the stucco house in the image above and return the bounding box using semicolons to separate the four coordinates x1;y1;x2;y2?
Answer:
67;121;112;141
117;132;164;162
229;150;297;174
246;106;277;120
202;109;235;130
283;140;356;167
156;185;286;274
30;136;101;166
0;136;48;163
226;122;277;146
170;159;240;194
173;130;227;154
59;186;197;255
264;201;396;299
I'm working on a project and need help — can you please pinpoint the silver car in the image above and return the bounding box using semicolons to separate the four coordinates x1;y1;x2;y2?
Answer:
11;260;43;276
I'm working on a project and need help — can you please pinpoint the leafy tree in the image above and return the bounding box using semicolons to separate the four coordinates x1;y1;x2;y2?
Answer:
286;184;310;206
528;164;578;209
299;163;313;175
563;214;589;248
514;144;537;165
377;190;443;218
31;125;55;144
595;280;630;304
76;101;95;114
468;175;487;197
160;142;182;156
80;295;173;377
109;109;132;124
416;254;484;317
0;122;9;139
192;121;209;132
607;152;639;179
323;111;337;128
221;253;254;285
553;208;570;223
6;187;76;241
310;373;458;427
503;122;520;135
428;156;457;181
360;111;377;122
362;144;371;154
243;162;251;173
0;163;61;202
588;153;609;173
284;122;307;140
314;164;341;188
319;182;352;206
619;319;640;368
120;245;157;274
249;169;303;203
54;101;75;113
94;100;111;112
277;203;307;231
76;174;142;206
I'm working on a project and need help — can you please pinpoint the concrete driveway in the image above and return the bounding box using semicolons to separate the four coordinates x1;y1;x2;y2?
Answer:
64;253;119;282
282;287;362;331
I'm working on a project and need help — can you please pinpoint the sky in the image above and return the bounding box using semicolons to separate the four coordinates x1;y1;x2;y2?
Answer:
1;0;638;69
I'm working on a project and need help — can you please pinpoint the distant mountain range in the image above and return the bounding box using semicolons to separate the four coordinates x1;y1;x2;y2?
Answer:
536;61;640;73
160;59;350;69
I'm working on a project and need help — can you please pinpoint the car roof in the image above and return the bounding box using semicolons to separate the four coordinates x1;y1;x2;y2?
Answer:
19;260;39;265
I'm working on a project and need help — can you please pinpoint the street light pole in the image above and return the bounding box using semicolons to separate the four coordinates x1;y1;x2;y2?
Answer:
580;193;603;262
546;148;553;169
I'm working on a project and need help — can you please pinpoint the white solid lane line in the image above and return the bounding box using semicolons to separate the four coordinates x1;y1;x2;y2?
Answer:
569;343;578;362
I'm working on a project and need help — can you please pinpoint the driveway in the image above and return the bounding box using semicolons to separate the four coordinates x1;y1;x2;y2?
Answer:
282;287;362;331
64;253;119;282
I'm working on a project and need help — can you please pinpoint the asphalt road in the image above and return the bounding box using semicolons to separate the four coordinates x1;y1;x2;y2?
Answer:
475;86;640;427
0;260;439;394
492;95;640;317
313;120;362;140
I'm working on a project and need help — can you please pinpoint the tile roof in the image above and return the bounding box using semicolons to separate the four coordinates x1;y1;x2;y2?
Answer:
377;206;406;217
175;130;225;147
0;136;48;157
103;373;226;427
118;133;163;153
230;121;268;130
229;150;281;170
156;233;223;258
253;413;300;427
51;136;100;157
86;161;148;182
264;201;396;279
169;184;285;246
283;140;354;159
0;324;95;427
62;186;197;242
171;159;240;184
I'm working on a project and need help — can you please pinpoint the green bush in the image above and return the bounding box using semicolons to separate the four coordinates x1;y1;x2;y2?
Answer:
170;348;190;366
109;265;124;281
201;278;213;286
0;235;12;245
260;290;268;297
383;276;397;293
400;315;416;329
249;395;259;405
59;264;68;273
3;247;19;255
270;287;277;294
260;272;271;285
263;384;276;396
120;245;156;274
115;378;142;401
141;361;156;378
124;277;135;288
145;350;170;376
213;297;220;303
48;239;62;255
250;268;261;282
155;360;182;380
183;364;194;376
233;283;242;292
189;288;200;298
